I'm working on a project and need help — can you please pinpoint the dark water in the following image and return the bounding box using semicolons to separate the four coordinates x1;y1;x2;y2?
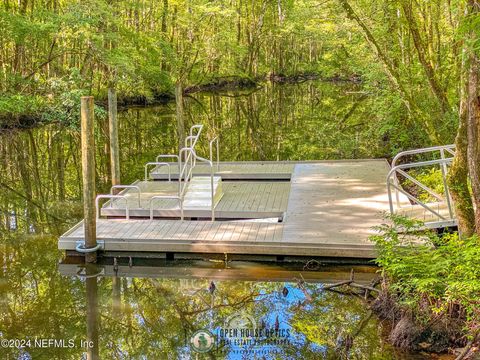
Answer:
0;81;436;359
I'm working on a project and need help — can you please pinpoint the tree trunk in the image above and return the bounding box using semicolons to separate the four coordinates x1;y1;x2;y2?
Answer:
401;0;450;114
448;97;475;237
80;97;97;263
450;0;480;235
161;0;168;71
466;38;480;232
338;0;440;142
108;88;120;188
86;272;99;360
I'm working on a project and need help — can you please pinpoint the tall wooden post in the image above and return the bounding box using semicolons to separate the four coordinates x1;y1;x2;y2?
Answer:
81;96;97;263
175;81;186;152
108;88;120;188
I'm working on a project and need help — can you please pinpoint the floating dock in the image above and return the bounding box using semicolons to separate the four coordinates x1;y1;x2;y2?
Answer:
59;123;456;262
59;160;401;260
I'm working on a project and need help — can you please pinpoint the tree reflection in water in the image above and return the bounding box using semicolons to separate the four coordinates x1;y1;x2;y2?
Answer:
0;80;425;359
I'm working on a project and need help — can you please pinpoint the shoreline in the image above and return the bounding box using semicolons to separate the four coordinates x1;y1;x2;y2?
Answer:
0;73;361;131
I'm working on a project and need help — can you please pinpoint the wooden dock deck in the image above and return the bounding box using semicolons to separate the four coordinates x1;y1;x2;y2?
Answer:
101;181;290;219
59;160;401;260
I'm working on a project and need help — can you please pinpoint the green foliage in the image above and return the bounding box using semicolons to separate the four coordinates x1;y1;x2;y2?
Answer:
0;0;469;152
402;168;445;203
371;214;480;329
0;94;45;116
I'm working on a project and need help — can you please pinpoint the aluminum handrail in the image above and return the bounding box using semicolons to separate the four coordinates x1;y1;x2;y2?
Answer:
153;125;203;177
177;147;216;220
149;195;184;220
155;154;180;174
209;136;220;171
126;124;214;220
110;185;141;207
388;182;448;220
150;126;204;212
392;144;455;208
178;147;195;196
185;135;199;148
178;125;204;181
145;162;171;181
387;157;454;176
191;149;216;220
190;124;203;138
394;168;443;201
387;156;454;222
391;144;455;168
94;126;204;222
96;195;130;220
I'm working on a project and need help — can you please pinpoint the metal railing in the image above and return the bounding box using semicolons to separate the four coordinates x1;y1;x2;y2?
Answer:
391;144;455;206
150;124;217;220
179;146;196;196
155;154;180;174
95;124;218;221
145;162;171;181
149;195;183;220
110;185;141;207
189;124;203;140
96;195;130;220
180;147;216;220
387;144;456;226
152;124;203;178
209;136;220;171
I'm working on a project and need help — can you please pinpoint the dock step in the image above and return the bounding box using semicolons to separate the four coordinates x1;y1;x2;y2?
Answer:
183;176;223;209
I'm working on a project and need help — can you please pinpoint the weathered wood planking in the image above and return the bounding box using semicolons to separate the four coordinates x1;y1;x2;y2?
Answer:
150;161;295;180
59;218;376;257
101;181;290;219
282;160;395;246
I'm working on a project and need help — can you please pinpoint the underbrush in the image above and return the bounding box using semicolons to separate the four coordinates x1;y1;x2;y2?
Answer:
370;214;480;357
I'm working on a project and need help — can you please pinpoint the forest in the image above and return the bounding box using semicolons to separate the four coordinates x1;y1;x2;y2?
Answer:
1;0;480;358
0;0;473;144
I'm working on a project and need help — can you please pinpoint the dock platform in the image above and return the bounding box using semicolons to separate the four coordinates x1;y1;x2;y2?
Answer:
60;160;400;260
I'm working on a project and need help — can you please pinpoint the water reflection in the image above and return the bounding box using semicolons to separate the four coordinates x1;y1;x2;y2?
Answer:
85;266;99;360
0;80;428;359
0;230;428;359
56;261;406;360
118;81;379;186
0;80;378;235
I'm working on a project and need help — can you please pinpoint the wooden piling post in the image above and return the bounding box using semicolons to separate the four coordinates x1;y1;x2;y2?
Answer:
81;96;97;263
175;81;185;152
108;88;120;188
